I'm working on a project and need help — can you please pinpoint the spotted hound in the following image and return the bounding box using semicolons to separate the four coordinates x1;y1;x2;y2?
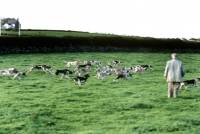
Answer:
74;74;90;86
179;78;200;90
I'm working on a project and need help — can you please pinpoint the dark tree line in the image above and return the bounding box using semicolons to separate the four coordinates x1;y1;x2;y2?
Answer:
0;36;200;54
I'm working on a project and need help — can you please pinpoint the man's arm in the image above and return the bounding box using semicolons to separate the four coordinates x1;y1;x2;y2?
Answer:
181;63;185;77
164;62;169;80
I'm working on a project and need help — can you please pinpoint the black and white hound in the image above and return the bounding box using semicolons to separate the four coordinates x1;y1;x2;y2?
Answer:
27;65;53;74
94;65;113;73
12;71;26;79
113;73;133;81
112;61;122;66
55;69;74;79
74;64;92;71
74;74;90;86
131;65;147;73
96;72;112;80
74;67;90;76
0;68;18;75
179;78;200;90
0;68;26;79
140;65;153;70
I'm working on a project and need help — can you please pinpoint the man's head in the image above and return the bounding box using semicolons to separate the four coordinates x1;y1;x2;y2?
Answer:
171;53;178;59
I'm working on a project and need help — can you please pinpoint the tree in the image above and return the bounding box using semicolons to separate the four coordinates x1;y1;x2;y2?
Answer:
1;18;15;25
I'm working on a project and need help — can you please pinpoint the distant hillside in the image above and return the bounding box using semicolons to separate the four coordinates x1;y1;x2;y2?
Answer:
1;29;123;37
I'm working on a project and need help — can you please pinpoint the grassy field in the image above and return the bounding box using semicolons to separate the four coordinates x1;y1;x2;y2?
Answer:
1;30;121;37
0;52;200;134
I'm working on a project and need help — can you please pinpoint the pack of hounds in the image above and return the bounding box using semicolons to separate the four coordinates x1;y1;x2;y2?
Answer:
1;60;199;88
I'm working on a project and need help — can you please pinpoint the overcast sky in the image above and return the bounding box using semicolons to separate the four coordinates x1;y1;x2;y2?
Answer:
1;0;200;39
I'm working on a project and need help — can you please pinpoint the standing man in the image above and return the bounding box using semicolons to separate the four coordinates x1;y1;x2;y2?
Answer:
164;53;185;98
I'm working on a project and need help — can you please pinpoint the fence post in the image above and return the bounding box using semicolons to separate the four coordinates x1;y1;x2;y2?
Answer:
18;18;20;37
0;18;1;37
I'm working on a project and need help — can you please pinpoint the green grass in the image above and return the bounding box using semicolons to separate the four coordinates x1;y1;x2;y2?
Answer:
0;52;200;134
1;30;121;37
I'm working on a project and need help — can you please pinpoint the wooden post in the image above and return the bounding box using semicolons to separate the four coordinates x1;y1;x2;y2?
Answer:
18;18;20;37
0;18;1;37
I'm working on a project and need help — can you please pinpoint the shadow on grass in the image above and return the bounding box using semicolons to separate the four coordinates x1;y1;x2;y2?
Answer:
178;95;200;100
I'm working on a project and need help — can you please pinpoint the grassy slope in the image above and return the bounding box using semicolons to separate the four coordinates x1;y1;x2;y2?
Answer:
1;30;122;37
0;52;200;134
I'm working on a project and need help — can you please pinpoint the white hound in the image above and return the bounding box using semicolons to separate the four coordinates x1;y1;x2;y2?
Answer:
63;60;79;67
0;68;18;75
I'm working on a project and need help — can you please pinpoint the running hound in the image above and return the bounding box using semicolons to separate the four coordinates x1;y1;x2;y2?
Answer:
74;74;90;86
96;72;112;80
113;73;133;81
179;78;200;90
27;65;53;74
12;71;26;79
0;68;18;75
63;60;79;67
112;61;122;66
55;69;74;79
